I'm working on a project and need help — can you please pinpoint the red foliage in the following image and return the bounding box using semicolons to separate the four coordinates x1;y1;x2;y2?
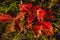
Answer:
32;6;46;21
3;3;54;36
33;21;41;36
0;14;12;23
33;25;41;35
43;21;51;29
26;3;32;10
19;3;32;11
42;21;54;36
45;8;55;20
32;6;41;13
42;25;54;36
27;13;34;23
33;21;54;36
35;21;41;26
26;23;32;29
37;9;46;21
19;3;54;36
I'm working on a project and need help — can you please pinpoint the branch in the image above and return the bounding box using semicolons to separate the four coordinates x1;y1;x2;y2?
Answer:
53;23;60;30
20;0;22;4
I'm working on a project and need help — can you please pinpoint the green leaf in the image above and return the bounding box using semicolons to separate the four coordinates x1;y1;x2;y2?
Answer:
38;35;44;40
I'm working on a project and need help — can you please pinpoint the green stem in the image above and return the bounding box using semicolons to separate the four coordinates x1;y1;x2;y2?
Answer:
12;31;22;40
53;23;60;30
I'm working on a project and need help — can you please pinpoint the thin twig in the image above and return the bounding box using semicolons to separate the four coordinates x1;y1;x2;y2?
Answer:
20;0;22;4
53;23;60;30
12;31;22;40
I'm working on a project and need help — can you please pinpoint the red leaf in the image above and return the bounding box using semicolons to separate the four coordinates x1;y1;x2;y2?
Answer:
42;21;54;36
19;4;26;11
26;13;34;29
0;14;12;23
42;27;54;36
33;25;42;36
37;9;45;21
26;3;32;9
42;28;52;36
43;21;51;29
26;23;32;29
32;6;41;13
33;21;42;35
19;3;32;11
27;13;34;23
35;21;41;26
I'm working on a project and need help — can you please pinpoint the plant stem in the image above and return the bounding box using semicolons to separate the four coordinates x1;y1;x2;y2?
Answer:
20;0;22;4
12;31;22;40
